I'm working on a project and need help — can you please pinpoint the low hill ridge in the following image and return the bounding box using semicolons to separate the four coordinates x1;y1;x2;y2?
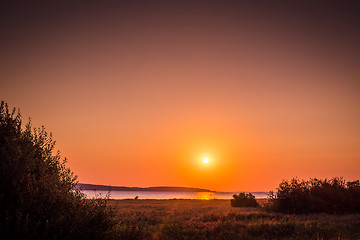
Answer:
76;183;214;192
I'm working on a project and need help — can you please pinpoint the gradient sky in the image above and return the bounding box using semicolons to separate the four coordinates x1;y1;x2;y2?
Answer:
1;1;359;191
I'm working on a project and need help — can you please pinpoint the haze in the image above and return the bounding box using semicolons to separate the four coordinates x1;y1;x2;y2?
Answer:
1;1;359;191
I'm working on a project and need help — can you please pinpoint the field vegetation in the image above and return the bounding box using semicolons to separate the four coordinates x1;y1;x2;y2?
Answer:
109;199;360;240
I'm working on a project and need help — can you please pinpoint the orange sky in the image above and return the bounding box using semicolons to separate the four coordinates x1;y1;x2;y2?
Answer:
1;1;360;191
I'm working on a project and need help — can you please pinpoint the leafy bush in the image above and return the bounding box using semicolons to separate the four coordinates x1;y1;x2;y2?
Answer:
231;192;259;208
0;101;121;239
267;177;360;214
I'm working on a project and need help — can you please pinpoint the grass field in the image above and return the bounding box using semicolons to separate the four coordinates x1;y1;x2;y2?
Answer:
108;199;360;240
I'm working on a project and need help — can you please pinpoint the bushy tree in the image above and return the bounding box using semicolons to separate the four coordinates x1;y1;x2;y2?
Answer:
231;192;258;207
0;101;120;240
267;177;360;214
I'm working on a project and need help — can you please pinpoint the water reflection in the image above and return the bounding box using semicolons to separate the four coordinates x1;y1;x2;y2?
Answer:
196;192;215;200
82;190;269;199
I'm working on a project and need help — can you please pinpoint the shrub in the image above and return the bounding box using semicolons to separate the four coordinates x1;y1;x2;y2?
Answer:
0;101;121;239
267;177;360;214
231;192;259;208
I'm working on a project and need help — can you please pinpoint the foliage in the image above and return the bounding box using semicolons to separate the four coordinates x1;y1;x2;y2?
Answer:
231;192;259;208
0;101;120;240
266;177;360;214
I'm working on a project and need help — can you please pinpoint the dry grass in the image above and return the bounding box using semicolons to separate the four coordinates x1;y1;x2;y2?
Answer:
108;199;360;240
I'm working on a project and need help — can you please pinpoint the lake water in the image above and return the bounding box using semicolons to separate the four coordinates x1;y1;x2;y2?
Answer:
82;190;269;200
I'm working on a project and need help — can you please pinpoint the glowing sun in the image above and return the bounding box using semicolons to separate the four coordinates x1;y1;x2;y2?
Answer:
202;157;210;164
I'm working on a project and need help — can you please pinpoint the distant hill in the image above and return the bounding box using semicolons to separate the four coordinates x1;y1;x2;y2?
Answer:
76;183;214;192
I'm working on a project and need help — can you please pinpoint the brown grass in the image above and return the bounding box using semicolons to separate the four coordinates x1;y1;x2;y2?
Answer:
107;199;360;240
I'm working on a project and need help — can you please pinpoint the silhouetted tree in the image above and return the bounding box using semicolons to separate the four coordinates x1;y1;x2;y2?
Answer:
0;101;120;240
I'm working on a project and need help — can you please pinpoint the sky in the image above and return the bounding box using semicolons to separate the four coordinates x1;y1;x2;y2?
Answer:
1;1;359;192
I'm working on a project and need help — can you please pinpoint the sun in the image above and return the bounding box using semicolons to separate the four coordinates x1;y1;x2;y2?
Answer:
202;157;210;164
